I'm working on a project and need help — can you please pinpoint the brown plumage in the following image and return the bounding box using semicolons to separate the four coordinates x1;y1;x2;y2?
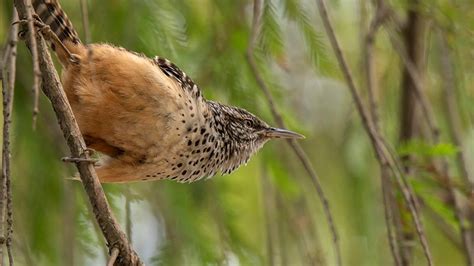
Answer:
32;0;304;183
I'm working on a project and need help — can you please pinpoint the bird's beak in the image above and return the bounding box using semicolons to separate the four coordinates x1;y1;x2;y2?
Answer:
263;127;305;139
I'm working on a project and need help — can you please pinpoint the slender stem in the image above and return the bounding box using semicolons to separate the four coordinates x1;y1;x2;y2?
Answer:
247;1;342;265
79;0;91;43
439;32;474;265
260;165;275;266
22;0;41;129
314;0;433;264
1;9;19;266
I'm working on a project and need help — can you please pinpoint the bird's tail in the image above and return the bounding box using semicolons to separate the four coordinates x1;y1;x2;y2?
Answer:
32;0;81;45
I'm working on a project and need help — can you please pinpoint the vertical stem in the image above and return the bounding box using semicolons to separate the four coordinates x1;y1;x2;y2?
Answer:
247;0;342;265
1;9;19;266
439;33;474;265
79;0;91;43
260;166;275;266
398;2;426;264
314;0;433;264
62;182;76;266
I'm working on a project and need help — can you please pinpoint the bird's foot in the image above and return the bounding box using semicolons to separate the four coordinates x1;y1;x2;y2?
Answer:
13;15;80;64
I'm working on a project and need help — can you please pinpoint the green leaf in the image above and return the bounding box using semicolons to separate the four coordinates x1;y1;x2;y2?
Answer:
283;0;328;69
398;139;458;157
259;0;284;57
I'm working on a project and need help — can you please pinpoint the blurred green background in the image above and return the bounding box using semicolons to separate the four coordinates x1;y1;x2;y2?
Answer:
1;0;473;265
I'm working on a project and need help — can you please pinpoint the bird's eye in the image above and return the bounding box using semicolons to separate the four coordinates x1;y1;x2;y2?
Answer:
244;120;253;127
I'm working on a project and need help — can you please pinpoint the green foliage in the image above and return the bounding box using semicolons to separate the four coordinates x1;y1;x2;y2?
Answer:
398;139;458;157
260;0;284;57
283;0;329;70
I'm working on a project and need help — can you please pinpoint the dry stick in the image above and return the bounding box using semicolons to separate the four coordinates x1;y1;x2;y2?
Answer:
365;0;389;127
438;33;474;196
247;1;342;265
364;3;402;265
22;0;40;129
260;165;275;266
384;5;472;260
383;21;440;142
421;197;463;249
380;169;402;266
13;1;143;265
314;0;434;264
439;33;474;265
386;6;472;261
79;0;91;44
1;10;19;266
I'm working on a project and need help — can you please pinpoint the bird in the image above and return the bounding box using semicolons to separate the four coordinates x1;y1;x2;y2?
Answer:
29;0;304;183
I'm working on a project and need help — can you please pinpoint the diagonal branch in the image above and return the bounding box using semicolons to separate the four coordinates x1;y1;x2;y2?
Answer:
13;1;143;265
439;32;474;265
363;3;403;265
314;0;433;264
247;1;342;265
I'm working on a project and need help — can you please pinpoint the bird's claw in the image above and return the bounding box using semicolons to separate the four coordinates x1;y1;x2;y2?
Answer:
13;15;45;40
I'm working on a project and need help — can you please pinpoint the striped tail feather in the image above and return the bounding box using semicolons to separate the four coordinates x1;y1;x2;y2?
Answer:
32;0;81;45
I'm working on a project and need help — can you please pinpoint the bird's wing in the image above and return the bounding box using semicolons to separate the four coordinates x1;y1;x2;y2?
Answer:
152;56;204;101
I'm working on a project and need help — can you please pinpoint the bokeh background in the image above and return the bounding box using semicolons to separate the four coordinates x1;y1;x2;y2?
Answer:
1;0;473;265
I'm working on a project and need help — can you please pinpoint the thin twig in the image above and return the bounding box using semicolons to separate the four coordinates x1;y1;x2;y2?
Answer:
421;197;463;250
383;20;440;142
439;32;474;265
22;0;41;129
13;1;142;264
364;2;402;264
1;9;19;266
364;0;388;128
247;1;342;265
260;165;275;266
380;168;402;266
125;188;132;243
79;0;91;43
107;248;120;266
438;33;474;198
314;0;433;264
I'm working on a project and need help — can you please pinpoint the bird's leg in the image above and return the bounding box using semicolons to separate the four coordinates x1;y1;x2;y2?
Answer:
13;15;79;64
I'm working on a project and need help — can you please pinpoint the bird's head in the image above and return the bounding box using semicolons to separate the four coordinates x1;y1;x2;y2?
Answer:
224;106;303;143
208;101;304;173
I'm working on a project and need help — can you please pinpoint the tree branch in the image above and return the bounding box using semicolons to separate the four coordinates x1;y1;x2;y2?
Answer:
13;1;142;264
247;1;342;265
363;3;402;264
1;8;19;266
79;0;91;44
314;0;433;264
21;0;41;129
384;17;440;143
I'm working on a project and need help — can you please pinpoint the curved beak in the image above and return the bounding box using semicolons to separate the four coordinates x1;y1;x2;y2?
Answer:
263;127;305;139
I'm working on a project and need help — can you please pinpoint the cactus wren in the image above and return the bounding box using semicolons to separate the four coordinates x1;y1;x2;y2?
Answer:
31;0;303;183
